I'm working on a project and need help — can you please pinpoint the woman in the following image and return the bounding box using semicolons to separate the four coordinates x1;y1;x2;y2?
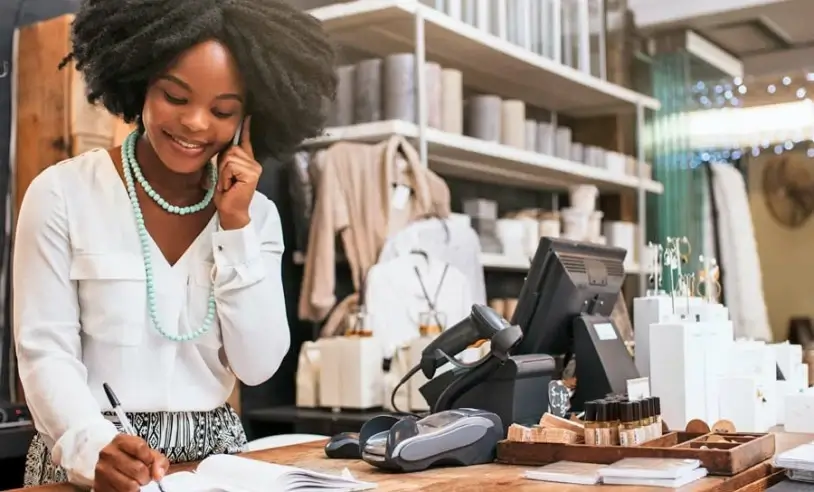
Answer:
13;0;336;490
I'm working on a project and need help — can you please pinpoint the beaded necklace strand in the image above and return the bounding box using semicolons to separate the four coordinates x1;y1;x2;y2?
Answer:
121;130;217;342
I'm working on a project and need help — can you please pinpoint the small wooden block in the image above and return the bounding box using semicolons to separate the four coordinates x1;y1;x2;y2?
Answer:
539;412;585;437
686;419;711;433
507;424;533;442
711;419;736;434
533;427;581;444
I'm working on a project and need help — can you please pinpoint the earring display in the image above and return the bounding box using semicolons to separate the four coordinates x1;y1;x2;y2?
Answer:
694;255;722;304
646;242;664;296
663;236;691;313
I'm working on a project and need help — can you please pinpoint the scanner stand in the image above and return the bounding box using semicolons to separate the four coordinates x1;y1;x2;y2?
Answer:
419;354;557;436
570;314;640;413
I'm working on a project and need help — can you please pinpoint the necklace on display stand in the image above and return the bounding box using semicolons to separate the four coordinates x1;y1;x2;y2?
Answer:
120;130;219;342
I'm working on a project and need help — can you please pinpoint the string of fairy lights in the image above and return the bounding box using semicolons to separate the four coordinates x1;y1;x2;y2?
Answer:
686;73;814;166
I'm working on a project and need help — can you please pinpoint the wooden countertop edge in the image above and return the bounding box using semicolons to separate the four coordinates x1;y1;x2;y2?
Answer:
3;444;788;492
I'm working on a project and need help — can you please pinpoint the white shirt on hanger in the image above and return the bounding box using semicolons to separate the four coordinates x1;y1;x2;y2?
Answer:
378;218;486;305
364;254;472;357
13;149;290;485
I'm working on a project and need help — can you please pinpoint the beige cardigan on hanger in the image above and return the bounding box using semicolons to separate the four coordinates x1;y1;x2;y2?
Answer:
298;136;451;323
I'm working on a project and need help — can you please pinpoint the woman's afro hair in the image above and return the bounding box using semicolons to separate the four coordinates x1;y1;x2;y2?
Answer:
62;0;337;158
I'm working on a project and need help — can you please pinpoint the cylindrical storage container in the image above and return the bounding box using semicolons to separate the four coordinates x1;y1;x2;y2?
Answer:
605;221;637;265
496;219;526;257
383;53;416;122
536;122;554;155
555;126;573;159
571;142;585;163
441;69;463;134
524;120;538;152
539;212;561;238
424;62;443;129
561;207;590;241
587;210;604;242
353;58;382;123
466;95;502;142
569;184;599;212
500;100;526;148
334;64;356;126
520;217;539;257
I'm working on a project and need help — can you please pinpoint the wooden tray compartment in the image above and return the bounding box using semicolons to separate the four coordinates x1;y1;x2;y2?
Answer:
496;431;775;476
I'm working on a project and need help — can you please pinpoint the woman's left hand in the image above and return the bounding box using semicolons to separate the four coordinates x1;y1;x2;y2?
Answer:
214;116;262;230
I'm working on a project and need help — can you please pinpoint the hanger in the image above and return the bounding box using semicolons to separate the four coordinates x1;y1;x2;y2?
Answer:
437;216;450;244
410;249;429;260
391;140;412;189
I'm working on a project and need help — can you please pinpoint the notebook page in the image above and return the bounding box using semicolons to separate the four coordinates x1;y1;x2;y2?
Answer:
140;470;247;492
196;454;375;491
196;455;293;491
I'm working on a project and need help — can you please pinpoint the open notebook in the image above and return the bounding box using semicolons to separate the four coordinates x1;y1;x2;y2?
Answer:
140;454;376;492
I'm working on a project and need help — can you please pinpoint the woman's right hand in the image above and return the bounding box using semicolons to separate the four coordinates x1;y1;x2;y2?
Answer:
94;434;170;492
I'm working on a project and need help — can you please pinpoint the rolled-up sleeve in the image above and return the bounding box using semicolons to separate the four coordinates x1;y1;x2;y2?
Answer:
212;198;290;386
14;167;118;488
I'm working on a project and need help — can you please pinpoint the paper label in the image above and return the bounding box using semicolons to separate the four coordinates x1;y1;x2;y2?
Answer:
391;185;410;210
594;322;617;340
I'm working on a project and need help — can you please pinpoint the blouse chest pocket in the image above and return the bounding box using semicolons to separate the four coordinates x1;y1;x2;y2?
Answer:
188;261;222;350
70;253;146;346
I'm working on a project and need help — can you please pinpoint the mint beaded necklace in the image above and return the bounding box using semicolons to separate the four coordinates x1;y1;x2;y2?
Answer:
121;130;217;342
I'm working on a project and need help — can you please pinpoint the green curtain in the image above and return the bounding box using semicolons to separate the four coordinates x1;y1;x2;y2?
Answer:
645;52;727;289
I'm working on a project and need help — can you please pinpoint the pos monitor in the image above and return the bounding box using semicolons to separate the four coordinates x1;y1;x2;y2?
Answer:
511;237;639;411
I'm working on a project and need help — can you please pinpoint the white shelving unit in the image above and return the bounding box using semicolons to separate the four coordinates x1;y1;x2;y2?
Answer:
293;251;653;275
303;120;663;193
306;0;661;288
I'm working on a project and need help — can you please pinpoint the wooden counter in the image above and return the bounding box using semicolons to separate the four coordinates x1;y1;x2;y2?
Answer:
7;431;812;492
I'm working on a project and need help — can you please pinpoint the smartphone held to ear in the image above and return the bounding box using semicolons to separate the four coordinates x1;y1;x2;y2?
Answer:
232;120;244;147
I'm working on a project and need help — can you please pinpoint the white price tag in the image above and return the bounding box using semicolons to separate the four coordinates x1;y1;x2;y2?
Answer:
626;377;651;400
391;185;411;210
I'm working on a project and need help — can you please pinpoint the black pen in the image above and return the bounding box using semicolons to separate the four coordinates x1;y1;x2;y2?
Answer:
103;383;168;492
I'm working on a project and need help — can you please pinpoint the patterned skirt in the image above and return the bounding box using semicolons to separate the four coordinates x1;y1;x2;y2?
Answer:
24;404;247;487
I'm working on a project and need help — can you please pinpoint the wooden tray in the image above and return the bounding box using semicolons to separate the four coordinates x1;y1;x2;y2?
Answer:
496;431;776;476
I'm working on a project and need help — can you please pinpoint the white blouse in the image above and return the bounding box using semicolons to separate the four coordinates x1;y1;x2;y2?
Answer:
13;149;290;486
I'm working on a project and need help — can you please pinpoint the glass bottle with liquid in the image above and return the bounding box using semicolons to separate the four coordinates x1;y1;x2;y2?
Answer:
618;402;637;447
583;401;598;445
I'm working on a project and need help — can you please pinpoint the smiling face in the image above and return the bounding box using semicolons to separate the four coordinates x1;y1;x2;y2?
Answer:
141;39;246;174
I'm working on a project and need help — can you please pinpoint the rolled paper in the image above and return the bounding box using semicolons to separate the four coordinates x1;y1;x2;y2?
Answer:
334;65;355;126
353;58;382;124
466;95;502;142
425;62;443;129
383;53;417;123
500;99;525;148
441;69;463;134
